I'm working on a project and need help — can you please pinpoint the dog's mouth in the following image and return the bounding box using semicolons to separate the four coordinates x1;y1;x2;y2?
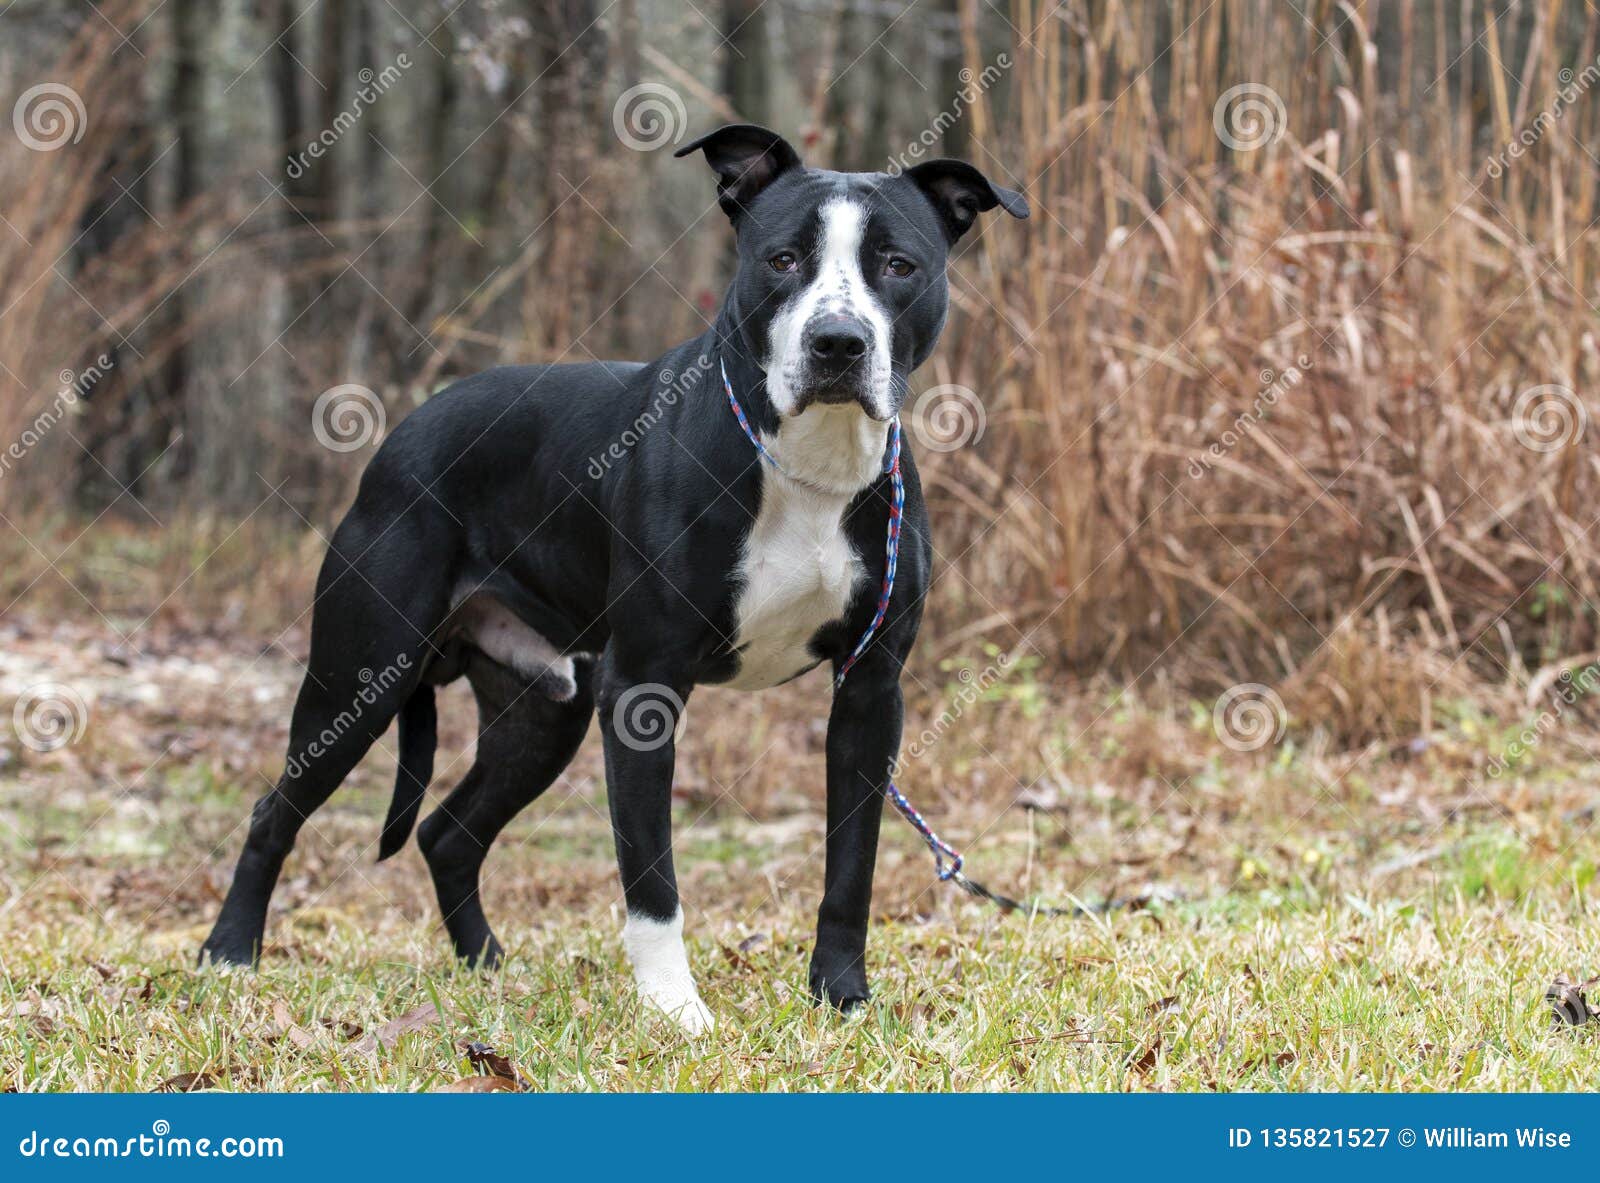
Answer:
792;375;894;420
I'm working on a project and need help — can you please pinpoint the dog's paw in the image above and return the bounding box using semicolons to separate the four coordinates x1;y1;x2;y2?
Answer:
534;659;579;703
639;984;715;1036
197;934;259;971
808;965;871;1013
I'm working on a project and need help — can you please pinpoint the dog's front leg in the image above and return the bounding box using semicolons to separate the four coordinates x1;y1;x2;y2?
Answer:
811;655;902;1012
596;655;712;1035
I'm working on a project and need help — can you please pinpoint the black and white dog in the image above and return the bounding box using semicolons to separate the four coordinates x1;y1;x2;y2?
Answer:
200;124;1027;1031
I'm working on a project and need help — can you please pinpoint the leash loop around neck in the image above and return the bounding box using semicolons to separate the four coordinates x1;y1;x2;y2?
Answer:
721;358;1079;916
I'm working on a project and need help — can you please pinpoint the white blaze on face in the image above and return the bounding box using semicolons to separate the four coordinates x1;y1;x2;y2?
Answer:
764;197;894;420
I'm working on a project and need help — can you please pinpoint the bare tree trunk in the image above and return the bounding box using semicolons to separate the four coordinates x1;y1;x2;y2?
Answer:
356;0;384;226
407;18;459;331
76;14;155;494
472;29;528;264
937;0;968;158
529;0;601;355
315;0;348;221
160;0;204;484
271;0;312;232
721;0;769;124
618;0;641;90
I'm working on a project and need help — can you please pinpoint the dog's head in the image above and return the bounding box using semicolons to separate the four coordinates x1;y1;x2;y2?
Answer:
676;124;1028;422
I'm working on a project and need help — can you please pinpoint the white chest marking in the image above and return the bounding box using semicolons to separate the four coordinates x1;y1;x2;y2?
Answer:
726;462;864;692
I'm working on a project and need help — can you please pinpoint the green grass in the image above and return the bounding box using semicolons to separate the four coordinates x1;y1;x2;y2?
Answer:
5;618;1600;1091
5;880;1599;1090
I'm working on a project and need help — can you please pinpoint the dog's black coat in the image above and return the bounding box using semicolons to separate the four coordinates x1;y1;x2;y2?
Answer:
201;125;1027;1011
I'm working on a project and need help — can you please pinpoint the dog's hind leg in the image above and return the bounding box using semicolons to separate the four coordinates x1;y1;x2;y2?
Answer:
418;654;594;968
200;519;450;968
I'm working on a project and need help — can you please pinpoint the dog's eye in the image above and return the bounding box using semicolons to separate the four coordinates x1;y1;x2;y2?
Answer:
885;256;916;278
769;252;798;273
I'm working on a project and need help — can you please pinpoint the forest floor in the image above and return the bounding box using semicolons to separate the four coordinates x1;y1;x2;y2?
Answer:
3;597;1600;1090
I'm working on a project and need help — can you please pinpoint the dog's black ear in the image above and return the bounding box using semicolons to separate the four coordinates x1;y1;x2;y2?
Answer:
674;124;802;217
903;160;1029;243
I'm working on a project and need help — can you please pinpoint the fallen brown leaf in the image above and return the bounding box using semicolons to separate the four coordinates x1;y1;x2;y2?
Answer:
154;1071;218;1093
354;1002;441;1054
1547;973;1600;1026
460;1040;532;1090
1129;1034;1162;1076
320;1017;363;1041
271;1000;316;1050
435;1075;519;1093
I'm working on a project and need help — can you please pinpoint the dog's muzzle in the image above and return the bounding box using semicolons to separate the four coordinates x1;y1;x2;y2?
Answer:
798;313;874;409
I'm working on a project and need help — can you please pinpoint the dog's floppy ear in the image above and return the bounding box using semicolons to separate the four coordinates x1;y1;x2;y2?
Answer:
674;124;802;218
903;159;1029;243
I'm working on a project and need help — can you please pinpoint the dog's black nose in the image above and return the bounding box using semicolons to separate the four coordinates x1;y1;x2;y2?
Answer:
806;318;870;367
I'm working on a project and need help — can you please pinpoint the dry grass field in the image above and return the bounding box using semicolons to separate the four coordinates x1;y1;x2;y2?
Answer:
2;525;1598;1091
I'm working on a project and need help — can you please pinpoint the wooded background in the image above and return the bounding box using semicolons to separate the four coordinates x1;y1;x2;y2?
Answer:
1;0;1597;741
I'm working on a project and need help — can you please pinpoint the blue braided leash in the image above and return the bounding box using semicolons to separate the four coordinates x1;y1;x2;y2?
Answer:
721;359;1076;915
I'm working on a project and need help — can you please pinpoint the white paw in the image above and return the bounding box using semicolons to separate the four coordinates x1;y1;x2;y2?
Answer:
640;984;715;1035
623;909;714;1036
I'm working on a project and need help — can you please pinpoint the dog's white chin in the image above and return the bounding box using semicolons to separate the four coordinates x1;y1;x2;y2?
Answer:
768;401;890;493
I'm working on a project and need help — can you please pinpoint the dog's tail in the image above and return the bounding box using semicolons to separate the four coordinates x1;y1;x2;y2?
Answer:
377;686;437;861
